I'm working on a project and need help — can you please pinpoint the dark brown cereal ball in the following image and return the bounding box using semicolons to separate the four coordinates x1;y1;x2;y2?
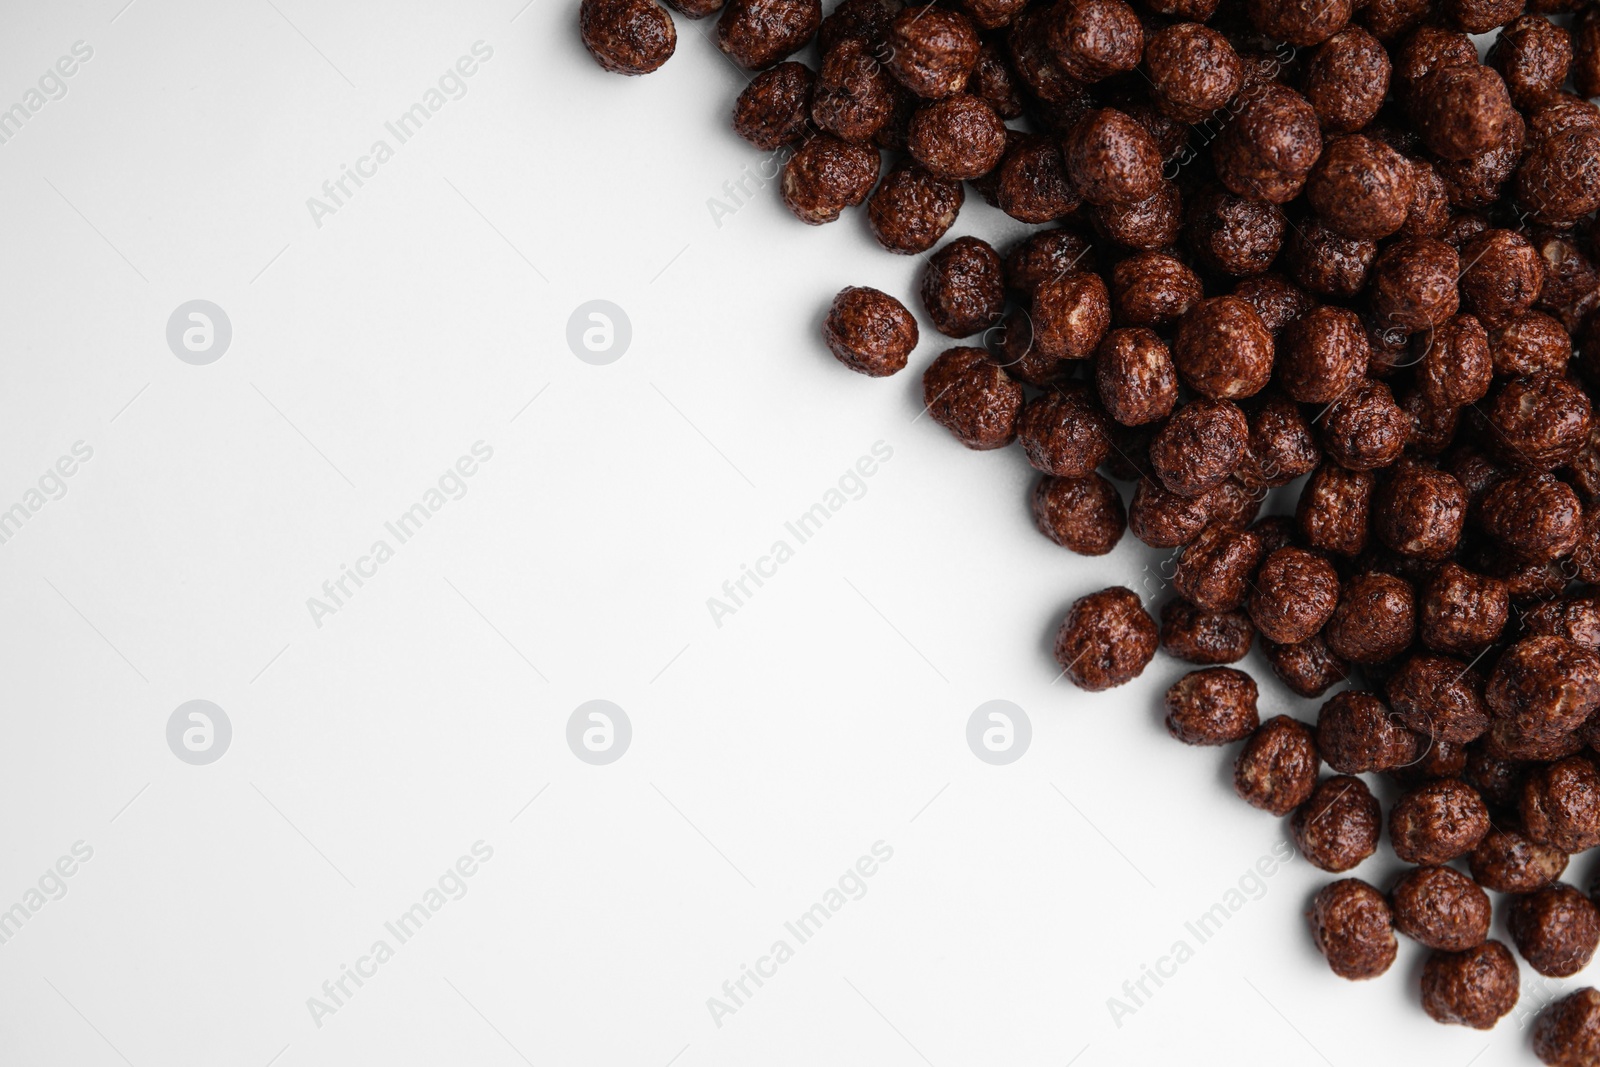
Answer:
1309;879;1397;979
665;0;722;17
1390;779;1491;865
1232;274;1313;336
1248;0;1352;45
1247;394;1321;487
1004;229;1096;297
1487;374;1594;472
1535;988;1600;1067
1387;654;1490;743
1185;187;1288;279
921;237;1005;337
1111;254;1202;330
1264;633;1350;697
1165;667;1259;745
1361;0;1430;39
1307;136;1415;241
716;0;818;68
581;0;677;74
1392;737;1472;784
1420;563;1509;656
1145;23;1241;124
812;38;896;143
1317;691;1415;774
1391;866;1492;951
1369;237;1462;334
1479;473;1582;563
873;81;919;152
1089;182;1181;251
1032;474;1125;555
1437;119;1526;211
1212;84;1324;204
1421;940;1520;1029
1394;26;1479;108
1278;306;1369;405
1318;379;1410;471
969;38;1023;117
816;0;897;53
1293;775;1382;872
1304;28;1390;134
1128;477;1214;548
1372;463;1468;561
1149;399;1248;498
1162;599;1255;664
1172;297;1274;401
1143;0;1217;17
1325;572;1416;664
1546;233;1600;328
1401;160;1452;239
1297;462;1374;557
781;134;880;224
1487;637;1600;744
1465;743;1529;812
1417;314;1493;409
1523;595;1600;650
1031;271;1111;361
1516;128;1600;226
994;137;1078;224
1004;6;1077;105
1490;15;1572;109
1234;715;1320;814
1527;92;1600;146
1284;218;1376;299
907;94;1006;180
732;62;814;148
1250;547;1341;644
1017;388;1112;478
1442;0;1524;33
1094;328;1177;427
1490;313;1570;379
922;347;1023;450
1052;586;1158;690
823;287;918;377
1461;230;1545;324
1412;64;1519;162
885;7;979;98
867;162;962;255
1510;884;1600;978
1064;109;1162;208
1172;522;1264;613
1402;389;1461;456
1470;825;1568;893
1045;0;1143;82
956;0;1025;31
1523;757;1600;853
1207;479;1266;530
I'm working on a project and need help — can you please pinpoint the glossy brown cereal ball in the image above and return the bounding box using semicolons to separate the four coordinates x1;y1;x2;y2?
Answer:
1052;586;1158;690
1212;84;1324;204
1309;879;1397;979
1491;16;1574;108
922;237;1004;337
1523;757;1600;853
968;36;1023;115
1370;237;1462;334
1094;328;1177;426
733;62;815;148
907;94;1006;180
1247;395;1321;487
1172;297;1274;401
1535;988;1600;1067
922;347;1024;450
1031;271;1111;361
1128;477;1214;548
1417;315;1493;409
1003;229;1096;297
1232;274;1313;336
1527;92;1600;145
1263;633;1349;698
1402;160;1452;238
1490;313;1570;378
1489;374;1594;471
1325;573;1416;665
1172;522;1263;613
1150;399;1248;498
717;0;819;68
1371;463;1467;561
1391;865;1492;951
1479;473;1582;563
1395;26;1479;108
1304;28;1390;134
1420;940;1520;1029
885;7;979;97
816;0;897;52
1018;388;1112;478
1004;6;1077;104
1442;0;1524;32
1064;109;1162;207
1297;463;1374;557
1461;230;1545;323
1293;775;1382;872
1516;128;1600;225
1032;474;1125;555
1046;0;1143;82
1088;182;1181;251
1307;136;1415;241
1465;744;1528;811
581;0;677;74
1234;715;1320;814
1165;667;1259;746
1317;691;1415;774
1248;0;1351;45
1523;595;1600;649
1278;306;1369;404
1487;637;1600;745
1386;653;1488;743
823;287;918;377
1509;884;1600;978
781;134;880;224
994;137;1077;223
812;38;895;142
1469;825;1568;894
1318;379;1410;471
1412;63;1519;162
1284;218;1376;299
1402;389;1461;455
1250;547;1341;645
1361;0;1430;40
1162;599;1255;664
867;162;962;255
1111;254;1202;330
1145;23;1241;124
1391;779;1491;864
1185;187;1288;278
1420;563;1508;656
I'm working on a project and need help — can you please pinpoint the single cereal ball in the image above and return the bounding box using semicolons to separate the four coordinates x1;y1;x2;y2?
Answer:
907;94;1005;180
1064;109;1162;207
823;287;917;377
1536;989;1600;1067
1293;775;1382;872
1413;64;1518;161
1373;463;1467;560
581;0;677;75
1487;374;1594;472
1094;328;1176;426
1089;182;1181;252
885;7;979;97
1421;941;1520;1029
1004;6;1078;105
1523;596;1600;649
1146;23;1241;124
1479;473;1582;563
1284;220;1376;300
1111;253;1201;329
1212;85;1324;204
1526;92;1600;145
969;37;1023;116
1391;779;1491;865
1053;587;1158;691
1420;563;1508;656
1031;272;1110;361
1234;715;1320;814
957;0;1025;33
1173;522;1264;612
1487;637;1600;745
1017;387;1111;478
1391;866;1492;951
1465;746;1528;812
1149;399;1248;498
1278;306;1369;404
1403;389;1461;456
1444;0;1524;33
1490;15;1573;109
1296;463;1374;556
1248;0;1351;45
816;0;897;53
1386;655;1489;744
1490;313;1571;378
1417;315;1492;410
1395;26;1479;109
1469;825;1568;894
1370;237;1461;333
732;62;815;148
1128;477;1213;549
1318;379;1409;471
1165;667;1259;746
812;38;896;143
1309;879;1397;979
1163;599;1255;665
1032;474;1125;555
1247;394;1321;487
921;237;1004;338
1264;634;1349;698
1402;159;1452;238
922;347;1023;450
1232;274;1313;336
1307;136;1414;242
781;135;880;224
1004;229;1096;296
1523;758;1600;853
1250;548;1339;645
995;137;1078;223
867;162;962;255
1317;691;1415;774
1185;186;1288;278
1045;0;1143;82
1510;884;1600;977
1517;128;1600;225
1304;28;1390;134
1172;297;1274;401
1461;230;1545;322
1436;116;1526;208
1325;573;1415;665
717;0;819;69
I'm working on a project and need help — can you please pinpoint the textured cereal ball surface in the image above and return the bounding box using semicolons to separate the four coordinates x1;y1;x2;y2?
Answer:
1413;63;1518;161
1487;637;1600;744
1534;988;1600;1067
1185;186;1287;277
1509;883;1600;978
1032;474;1125;555
1523;757;1600;853
1316;691;1415;775
1016;388;1111;478
1065;108;1163;208
1112;253;1202;329
1461;229;1545;321
921;236;1005;337
1094;328;1176;426
1031;271;1111;361
1173;296;1274;400
1249;547;1340;645
1296;462;1373;557
921;347;1023;450
886;7;979;98
907;93;1007;180
1234;715;1319;815
780;134;881;224
1265;634;1350;698
1390;865;1491;951
1212;84;1323;204
1292;775;1382;872
1164;667;1258;746
1306;136;1414;241
1278;305;1369;405
733;62;814;149
1385;654;1489;744
1309;879;1397;980
1373;462;1467;561
1046;0;1144;82
1172;522;1262;612
1389;779;1490;865
1324;572;1415;666
1317;378;1409;472
1468;825;1568;894
1420;563;1508;656
1161;599;1255;665
1248;0;1351;45
1146;23;1241;123
822;287;917;377
1420;940;1520;1029
581;0;678;75
1053;586;1158;691
1305;27;1390;134
812;38;896;143
1149;398;1248;498
1370;237;1461;333
716;0;820;69
1487;373;1593;472
867;162;963;255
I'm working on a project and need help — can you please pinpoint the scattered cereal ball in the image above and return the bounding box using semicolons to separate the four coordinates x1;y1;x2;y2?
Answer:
1128;477;1213;548
1032;474;1125;555
1278;306;1368;404
1317;691;1415;774
1461;229;1545;323
1248;0;1351;45
1173;522;1264;612
1017;387;1111;477
1443;0;1522;33
812;38;897;143
1149;399;1248;498
1401;159;1452;238
1386;654;1489;744
1031;271;1111;360
1308;879;1397;980
1052;586;1158;691
1420;941;1520;1029
1234;715;1319;814
922;347;1024;450
1232;274;1312;336
1535;988;1600;1066
1420;563;1508;656
733;62;814;148
780;134;880;224
1304;28;1390;134
717;0;819;69
867;162;962;255
1491;15;1573;110
1516;128;1600;225
1094;327;1177;426
823;286;917;377
1417;314;1492;410
1089;182;1181;251
1469;825;1568;894
1045;0;1143;82
1297;462;1374;556
995;137;1078;223
1522;757;1600;853
1390;779;1490;865
1509;884;1600;978
1162;599;1255;665
1146;23;1240;124
921;236;1005;338
1487;374;1594;472
1317;378;1409;471
958;0;1025;34
1185;186;1287;277
1370;237;1461;333
817;0;898;54
1164;667;1259;746
1391;865;1492;951
1490;313;1570;378
1212;84;1323;204
1065;108;1163;207
1523;595;1600;649
1246;393;1321;487
1480;473;1583;563
1395;26;1479;110
1173;297;1274;400
1307;136;1415;241
1292;775;1382;872
1250;547;1339;645
1283;218;1375;299
1413;64;1518;161
581;0;677;75
1373;462;1467;560
886;7;979;98
665;0;722;17
907;94;1006;180
1263;633;1349;698
970;37;1024;115
1486;637;1600;746
1325;573;1415;665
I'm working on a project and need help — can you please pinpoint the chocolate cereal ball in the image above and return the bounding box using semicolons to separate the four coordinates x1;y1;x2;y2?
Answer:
1523;757;1600;853
813;38;896;143
1469;824;1568;894
1053;586;1158;690
1293;775;1382;872
1249;0;1352;46
1390;779;1491;864
1297;463;1374;556
922;347;1023;450
1309;879;1397;979
1417;314;1493;409
1212;84;1324;204
1128;477;1214;548
1165;667;1259;745
1304;28;1390;134
1373;462;1467;560
1232;274;1313;336
1149;399;1248;498
868;162;963;255
1030;271;1111;361
1250;547;1340;644
1317;691;1415;774
1046;0;1143;82
717;0;819;69
1462;229;1545;323
1111;253;1202;329
1486;374;1594;472
1185;187;1287;277
732;62;814;149
1307;136;1415;241
1420;563;1508;656
1173;297;1274;401
581;0;677;75
922;237;1005;337
1094;328;1177;426
1032;474;1125;555
1387;654;1489;744
1325;573;1416;665
1510;884;1600;978
1535;988;1600;1067
1146;23;1241;124
1490;313;1571;378
994;137;1077;223
1089;182;1181;251
1285;219;1376;299
823;287;917;377
1018;387;1111;477
1004;229;1096;297
1370;237;1461;334
907;94;1006;180
885;7;979;98
1278;306;1369;404
1264;633;1350;697
1486;637;1600;745
781;134;880;224
1391;865;1492;951
1162;599;1255;664
1173;522;1264;612
1479;472;1582;563
1413;64;1519;162
1065;109;1163;207
1318;379;1410;471
1420;940;1520;1029
1234;715;1320;814
1517;128;1600;225
816;0;897;54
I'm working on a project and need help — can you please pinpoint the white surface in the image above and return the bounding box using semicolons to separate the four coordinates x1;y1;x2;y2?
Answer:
0;1;1575;1064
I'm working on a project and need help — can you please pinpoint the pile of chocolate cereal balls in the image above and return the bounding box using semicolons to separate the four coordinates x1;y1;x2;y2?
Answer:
579;0;1600;1056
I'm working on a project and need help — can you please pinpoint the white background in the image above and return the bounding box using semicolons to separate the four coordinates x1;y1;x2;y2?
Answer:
0;1;1576;1064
